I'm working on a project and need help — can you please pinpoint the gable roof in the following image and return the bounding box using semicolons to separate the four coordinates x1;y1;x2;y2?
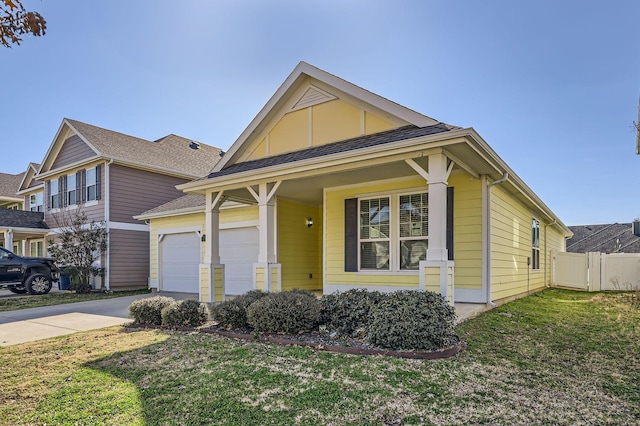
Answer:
206;124;453;179
0;210;48;230
38;119;224;179
16;162;43;194
213;61;440;173
136;194;205;219
567;223;640;253
0;171;25;201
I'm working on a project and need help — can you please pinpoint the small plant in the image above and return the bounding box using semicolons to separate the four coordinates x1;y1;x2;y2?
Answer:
161;299;209;327
128;296;175;325
211;290;268;329
320;289;386;337
368;290;457;350
247;291;321;333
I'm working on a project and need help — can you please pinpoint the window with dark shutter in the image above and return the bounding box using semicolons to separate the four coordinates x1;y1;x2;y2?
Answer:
95;164;102;200
447;187;454;261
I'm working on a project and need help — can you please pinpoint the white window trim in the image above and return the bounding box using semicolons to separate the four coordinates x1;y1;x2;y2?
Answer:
357;189;429;274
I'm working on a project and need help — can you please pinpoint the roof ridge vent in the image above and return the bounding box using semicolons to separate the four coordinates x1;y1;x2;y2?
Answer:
189;141;200;150
632;219;640;236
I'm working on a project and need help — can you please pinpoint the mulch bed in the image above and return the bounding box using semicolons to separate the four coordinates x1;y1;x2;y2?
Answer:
124;323;464;360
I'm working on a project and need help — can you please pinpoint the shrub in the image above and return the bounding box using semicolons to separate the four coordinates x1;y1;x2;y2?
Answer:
161;299;209;327
368;290;457;350
320;289;386;337
247;291;321;333
128;296;175;325
211;290;268;329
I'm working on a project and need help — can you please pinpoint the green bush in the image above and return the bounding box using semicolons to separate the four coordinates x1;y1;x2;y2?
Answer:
320;289;386;337
247;291;321;333
368;290;457;350
128;296;175;325
210;290;268;329
161;299;208;327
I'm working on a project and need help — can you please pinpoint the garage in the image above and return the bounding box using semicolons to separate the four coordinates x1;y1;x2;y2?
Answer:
220;227;259;295
160;232;201;293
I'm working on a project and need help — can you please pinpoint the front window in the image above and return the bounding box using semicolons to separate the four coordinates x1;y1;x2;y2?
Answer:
30;192;43;212
360;197;390;270
30;241;43;257
399;193;428;270
50;179;60;208
67;173;77;205
532;218;540;270
86;167;97;201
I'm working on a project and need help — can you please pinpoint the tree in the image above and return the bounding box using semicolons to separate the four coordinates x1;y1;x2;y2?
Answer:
47;210;107;293
1;0;46;48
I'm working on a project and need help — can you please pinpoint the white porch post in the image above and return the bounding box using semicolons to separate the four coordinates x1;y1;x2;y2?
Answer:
248;182;281;292
5;229;13;252
200;191;225;303
408;153;455;305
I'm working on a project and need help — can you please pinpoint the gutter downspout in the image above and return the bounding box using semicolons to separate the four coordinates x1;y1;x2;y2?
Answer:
544;219;557;287
104;159;114;291
484;172;508;308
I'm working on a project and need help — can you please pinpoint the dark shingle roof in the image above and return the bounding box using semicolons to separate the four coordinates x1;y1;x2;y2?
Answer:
66;119;223;178
207;123;453;179
138;194;205;217
0;209;48;229
567;223;640;253
0;172;25;199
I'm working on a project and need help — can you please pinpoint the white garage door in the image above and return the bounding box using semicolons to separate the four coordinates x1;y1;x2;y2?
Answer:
161;232;200;293
220;227;259;295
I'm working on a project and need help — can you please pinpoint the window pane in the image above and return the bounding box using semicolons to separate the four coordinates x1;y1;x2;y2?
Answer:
67;174;76;189
360;197;390;240
400;240;428;270
360;241;389;270
86;168;96;185
399;192;428;238
87;185;96;201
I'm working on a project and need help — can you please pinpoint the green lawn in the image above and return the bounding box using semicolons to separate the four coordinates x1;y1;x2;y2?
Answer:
0;289;638;425
0;289;151;312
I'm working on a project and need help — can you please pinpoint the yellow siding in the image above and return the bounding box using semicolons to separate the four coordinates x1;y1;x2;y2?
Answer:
490;185;560;301
214;267;224;301
278;199;322;291
364;111;394;134
200;265;210;301
269;108;309;156
312;100;361;146
245;137;267;161
255;267;266;291
220;205;258;224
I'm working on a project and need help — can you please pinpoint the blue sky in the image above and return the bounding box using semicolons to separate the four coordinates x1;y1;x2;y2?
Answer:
1;0;638;225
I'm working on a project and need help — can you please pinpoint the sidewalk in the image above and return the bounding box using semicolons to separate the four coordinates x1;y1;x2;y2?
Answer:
0;291;196;346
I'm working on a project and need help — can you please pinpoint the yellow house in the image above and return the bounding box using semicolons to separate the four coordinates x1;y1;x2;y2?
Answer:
137;62;572;307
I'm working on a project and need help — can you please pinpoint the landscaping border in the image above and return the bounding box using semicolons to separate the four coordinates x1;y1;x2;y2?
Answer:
124;324;465;360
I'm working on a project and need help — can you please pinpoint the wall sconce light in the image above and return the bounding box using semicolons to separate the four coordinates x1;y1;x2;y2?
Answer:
201;234;206;242
307;217;313;228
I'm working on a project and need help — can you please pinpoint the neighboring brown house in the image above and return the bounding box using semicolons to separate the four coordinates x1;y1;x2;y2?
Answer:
1;118;222;290
0;171;25;210
566;221;640;253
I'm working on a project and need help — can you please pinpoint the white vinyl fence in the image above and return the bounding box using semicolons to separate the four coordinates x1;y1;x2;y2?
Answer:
552;251;640;291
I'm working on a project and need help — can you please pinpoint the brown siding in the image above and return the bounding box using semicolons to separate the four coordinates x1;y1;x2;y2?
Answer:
51;135;96;170
109;164;188;223
108;228;149;289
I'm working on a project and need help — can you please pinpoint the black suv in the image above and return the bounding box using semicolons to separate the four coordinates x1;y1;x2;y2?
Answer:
0;247;59;295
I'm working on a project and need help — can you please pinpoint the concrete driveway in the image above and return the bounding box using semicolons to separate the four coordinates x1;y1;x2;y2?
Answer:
0;291;197;346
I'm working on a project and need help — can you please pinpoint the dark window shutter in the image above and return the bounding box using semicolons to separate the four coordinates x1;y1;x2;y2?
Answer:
95;165;102;200
46;180;50;210
75;171;81;205
446;186;454;261
59;176;65;207
344;198;358;272
81;169;86;203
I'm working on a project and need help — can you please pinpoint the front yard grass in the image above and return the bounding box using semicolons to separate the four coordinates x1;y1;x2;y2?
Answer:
1;288;638;425
0;289;151;312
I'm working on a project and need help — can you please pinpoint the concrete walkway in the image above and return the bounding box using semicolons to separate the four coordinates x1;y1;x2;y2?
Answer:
0;291;196;347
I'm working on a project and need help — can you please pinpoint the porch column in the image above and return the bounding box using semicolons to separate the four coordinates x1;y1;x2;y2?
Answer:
200;191;225;303
5;229;13;252
248;182;282;292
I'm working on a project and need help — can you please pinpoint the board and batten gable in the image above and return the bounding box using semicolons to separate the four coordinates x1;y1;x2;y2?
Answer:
489;184;565;302
240;93;397;163
108;164;190;224
50;135;97;170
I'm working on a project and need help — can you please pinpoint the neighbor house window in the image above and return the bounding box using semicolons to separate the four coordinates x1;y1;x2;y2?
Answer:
67;173;77;205
359;197;390;270
532;218;540;270
30;192;43;212
399;193;428;270
30;241;43;257
86;167;97;201
49;179;60;208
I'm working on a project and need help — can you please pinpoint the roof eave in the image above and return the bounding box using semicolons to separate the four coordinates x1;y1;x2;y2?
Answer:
134;205;205;221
